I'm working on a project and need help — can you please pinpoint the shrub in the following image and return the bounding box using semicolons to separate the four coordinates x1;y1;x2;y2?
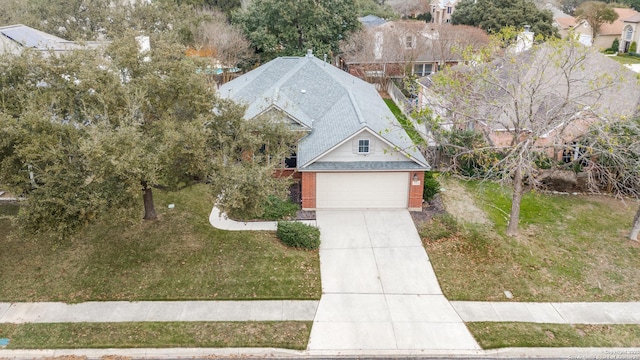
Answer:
533;152;554;169
258;195;300;220
423;172;441;201
631;41;637;53
277;221;320;249
611;38;619;52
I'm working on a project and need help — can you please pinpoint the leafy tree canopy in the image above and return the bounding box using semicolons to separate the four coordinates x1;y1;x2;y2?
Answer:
0;0;202;44
0;32;295;241
451;0;558;39
233;0;361;61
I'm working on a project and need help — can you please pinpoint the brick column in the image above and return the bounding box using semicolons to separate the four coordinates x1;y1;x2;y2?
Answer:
301;172;316;210
408;171;424;211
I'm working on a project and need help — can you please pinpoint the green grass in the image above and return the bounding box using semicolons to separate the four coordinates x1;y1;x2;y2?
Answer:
468;323;640;349
610;54;640;65
0;203;19;217
384;98;425;145
419;178;640;302
0;184;321;302
0;322;311;349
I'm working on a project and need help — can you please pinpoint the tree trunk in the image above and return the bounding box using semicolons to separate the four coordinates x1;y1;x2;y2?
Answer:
507;167;524;237
142;181;157;220
630;205;640;242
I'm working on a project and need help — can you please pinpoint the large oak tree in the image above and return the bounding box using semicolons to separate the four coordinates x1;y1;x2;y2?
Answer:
233;0;360;61
0;33;295;240
451;0;558;39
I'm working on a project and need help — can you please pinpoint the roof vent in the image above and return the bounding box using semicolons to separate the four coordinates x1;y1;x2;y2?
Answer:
306;49;313;57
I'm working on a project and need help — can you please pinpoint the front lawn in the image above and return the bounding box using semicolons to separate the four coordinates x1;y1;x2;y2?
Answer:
468;323;640;349
610;54;640;65
0;322;311;349
0;184;321;302
418;178;640;302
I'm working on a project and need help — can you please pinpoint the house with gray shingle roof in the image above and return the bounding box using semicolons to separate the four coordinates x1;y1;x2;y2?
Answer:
219;50;429;211
0;24;104;56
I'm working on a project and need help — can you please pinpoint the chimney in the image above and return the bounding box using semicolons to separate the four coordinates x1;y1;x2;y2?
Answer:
306;49;313;58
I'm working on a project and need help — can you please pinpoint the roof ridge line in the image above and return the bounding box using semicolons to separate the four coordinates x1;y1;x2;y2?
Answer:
346;89;366;124
268;57;311;103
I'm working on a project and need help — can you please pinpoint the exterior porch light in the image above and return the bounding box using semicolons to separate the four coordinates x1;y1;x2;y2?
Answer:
412;173;421;185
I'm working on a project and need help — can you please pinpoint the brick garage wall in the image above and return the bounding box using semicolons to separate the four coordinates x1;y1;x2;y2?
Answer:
301;172;316;210
408;171;424;211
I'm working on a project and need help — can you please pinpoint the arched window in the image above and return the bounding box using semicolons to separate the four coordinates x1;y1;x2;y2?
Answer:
625;25;634;41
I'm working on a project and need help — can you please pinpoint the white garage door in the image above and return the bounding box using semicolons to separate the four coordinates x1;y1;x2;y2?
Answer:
316;172;409;209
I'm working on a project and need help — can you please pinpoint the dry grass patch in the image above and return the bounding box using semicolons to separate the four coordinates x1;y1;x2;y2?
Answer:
0;322;311;350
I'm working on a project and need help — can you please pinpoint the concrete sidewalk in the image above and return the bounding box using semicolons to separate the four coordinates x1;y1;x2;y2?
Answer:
3;300;638;325
209;206;316;231
453;301;640;324
0;301;318;323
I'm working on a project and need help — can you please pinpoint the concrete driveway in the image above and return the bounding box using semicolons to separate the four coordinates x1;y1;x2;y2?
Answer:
307;210;480;351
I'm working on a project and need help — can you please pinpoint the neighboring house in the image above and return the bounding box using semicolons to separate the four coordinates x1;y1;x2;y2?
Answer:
359;15;387;28
0;24;104;56
219;50;430;211
621;13;640;52
339;20;489;83
417;44;640;157
430;0;458;24
548;4;593;46
573;8;640;49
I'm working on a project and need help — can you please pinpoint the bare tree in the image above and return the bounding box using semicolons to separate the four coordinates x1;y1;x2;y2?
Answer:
340;21;488;86
193;9;254;83
423;38;639;236
578;117;640;241
388;0;430;17
427;24;490;67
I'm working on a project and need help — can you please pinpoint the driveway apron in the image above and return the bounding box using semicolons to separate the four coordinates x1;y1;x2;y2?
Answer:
307;210;480;351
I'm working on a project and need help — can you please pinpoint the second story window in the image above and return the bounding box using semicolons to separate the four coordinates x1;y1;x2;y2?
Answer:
447;6;452;14
405;35;416;49
358;139;370;154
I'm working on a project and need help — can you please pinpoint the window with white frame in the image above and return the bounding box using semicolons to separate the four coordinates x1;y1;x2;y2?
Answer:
447;6;452;14
625;26;634;41
358;139;370;154
405;35;416;49
414;63;433;77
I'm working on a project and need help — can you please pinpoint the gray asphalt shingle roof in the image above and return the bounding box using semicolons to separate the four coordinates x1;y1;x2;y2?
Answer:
219;52;428;170
0;24;104;53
